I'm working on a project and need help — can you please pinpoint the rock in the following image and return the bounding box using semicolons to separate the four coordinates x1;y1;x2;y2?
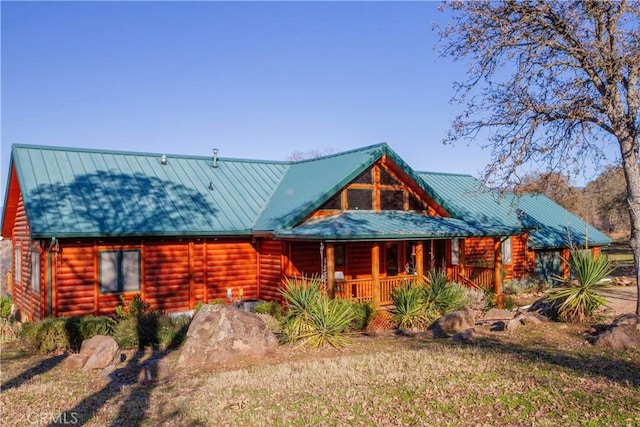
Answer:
527;297;559;320
592;313;640;349
61;353;89;370
452;328;478;343
490;320;506;332
483;309;514;320
428;308;476;337
80;335;119;371
506;317;523;332
175;304;278;371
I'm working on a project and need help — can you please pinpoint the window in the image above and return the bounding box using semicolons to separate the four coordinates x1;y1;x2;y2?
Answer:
380;189;404;210
353;168;373;184
99;250;141;294
347;189;373;210
409;194;427;211
451;238;460;265
14;246;21;287
320;193;341;210
379;167;400;186
502;237;512;264
31;248;40;292
335;245;345;267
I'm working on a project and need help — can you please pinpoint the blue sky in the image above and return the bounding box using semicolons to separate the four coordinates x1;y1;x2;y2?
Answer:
2;1;489;202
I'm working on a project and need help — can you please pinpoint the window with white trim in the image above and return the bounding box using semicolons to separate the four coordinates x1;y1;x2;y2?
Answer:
502;237;512;264
31;248;40;292
14;246;22;287
99;250;141;294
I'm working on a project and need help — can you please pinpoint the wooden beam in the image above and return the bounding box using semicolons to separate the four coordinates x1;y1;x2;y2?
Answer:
415;241;424;278
372;243;380;309
494;237;503;308
326;243;335;298
189;241;195;309
459;239;466;277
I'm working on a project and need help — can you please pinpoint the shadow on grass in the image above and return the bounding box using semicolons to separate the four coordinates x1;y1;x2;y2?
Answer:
407;333;640;388
0;353;68;392
47;315;190;427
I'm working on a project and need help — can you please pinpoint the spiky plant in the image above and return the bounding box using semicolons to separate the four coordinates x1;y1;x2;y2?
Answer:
299;298;355;349
280;276;355;348
546;250;613;322
424;270;468;316
390;283;429;329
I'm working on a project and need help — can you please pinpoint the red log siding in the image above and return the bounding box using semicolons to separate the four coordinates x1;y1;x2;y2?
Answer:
204;241;258;302
465;237;494;267
288;242;322;277
509;235;528;279
346;242;374;279
57;245;95;318
11;195;44;321
259;239;283;302
143;242;191;312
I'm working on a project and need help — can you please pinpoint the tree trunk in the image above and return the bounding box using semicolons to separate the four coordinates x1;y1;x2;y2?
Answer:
619;136;640;315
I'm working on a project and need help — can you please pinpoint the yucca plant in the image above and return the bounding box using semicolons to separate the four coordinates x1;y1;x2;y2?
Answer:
280;276;322;341
280;276;355;348
299;298;355;349
424;270;468;316
546;250;613;322
390;282;429;329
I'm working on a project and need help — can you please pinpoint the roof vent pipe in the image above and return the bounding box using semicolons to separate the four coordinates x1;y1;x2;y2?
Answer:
212;148;219;168
161;154;168;165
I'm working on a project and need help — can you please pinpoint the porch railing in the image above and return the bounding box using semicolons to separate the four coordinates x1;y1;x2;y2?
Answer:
334;276;418;306
449;266;494;290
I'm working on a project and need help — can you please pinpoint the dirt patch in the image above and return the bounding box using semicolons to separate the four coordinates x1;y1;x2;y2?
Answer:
599;285;638;318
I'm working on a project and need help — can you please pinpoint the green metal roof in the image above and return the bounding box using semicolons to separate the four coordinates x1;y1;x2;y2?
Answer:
9;144;288;238
254;144;387;231
511;194;612;249
275;211;520;241
417;172;522;228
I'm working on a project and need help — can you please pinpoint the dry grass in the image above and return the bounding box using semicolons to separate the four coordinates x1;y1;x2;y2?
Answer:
2;321;640;426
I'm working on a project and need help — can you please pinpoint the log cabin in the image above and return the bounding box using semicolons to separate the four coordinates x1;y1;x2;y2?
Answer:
1;143;610;320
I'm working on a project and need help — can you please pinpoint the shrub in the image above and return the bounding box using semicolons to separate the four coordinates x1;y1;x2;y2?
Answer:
255;301;283;320
281;276;355;348
22;318;73;354
0;296;12;319
545;250;612;322
112;316;139;349
350;301;374;331
390;283;430;329
115;294;151;319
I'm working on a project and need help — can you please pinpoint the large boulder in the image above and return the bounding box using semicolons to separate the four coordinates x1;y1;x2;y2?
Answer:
175;304;278;371
428;308;476;337
80;335;119;371
592;313;640;350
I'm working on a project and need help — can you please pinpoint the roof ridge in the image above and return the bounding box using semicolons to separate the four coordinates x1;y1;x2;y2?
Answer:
10;143;290;165
290;142;388;165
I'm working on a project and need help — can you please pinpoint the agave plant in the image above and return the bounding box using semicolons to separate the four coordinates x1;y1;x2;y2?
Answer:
280;275;355;348
546;250;613;322
390;282;429;329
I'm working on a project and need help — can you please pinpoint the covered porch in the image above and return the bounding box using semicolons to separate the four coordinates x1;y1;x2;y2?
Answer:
277;211;519;307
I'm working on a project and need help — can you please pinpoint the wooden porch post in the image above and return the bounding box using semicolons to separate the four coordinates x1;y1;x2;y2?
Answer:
372;243;380;308
494;237;504;308
459;239;466;277
415;241;424;279
326;243;335;298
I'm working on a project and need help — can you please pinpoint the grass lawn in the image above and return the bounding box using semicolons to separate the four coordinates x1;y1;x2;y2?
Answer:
2;321;639;426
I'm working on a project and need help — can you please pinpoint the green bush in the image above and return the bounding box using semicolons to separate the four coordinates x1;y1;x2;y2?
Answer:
281;276;355;348
350;301;374;331
255;301;283;319
546;250;612;322
112;316;139;349
22;318;74;353
0;296;12;319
